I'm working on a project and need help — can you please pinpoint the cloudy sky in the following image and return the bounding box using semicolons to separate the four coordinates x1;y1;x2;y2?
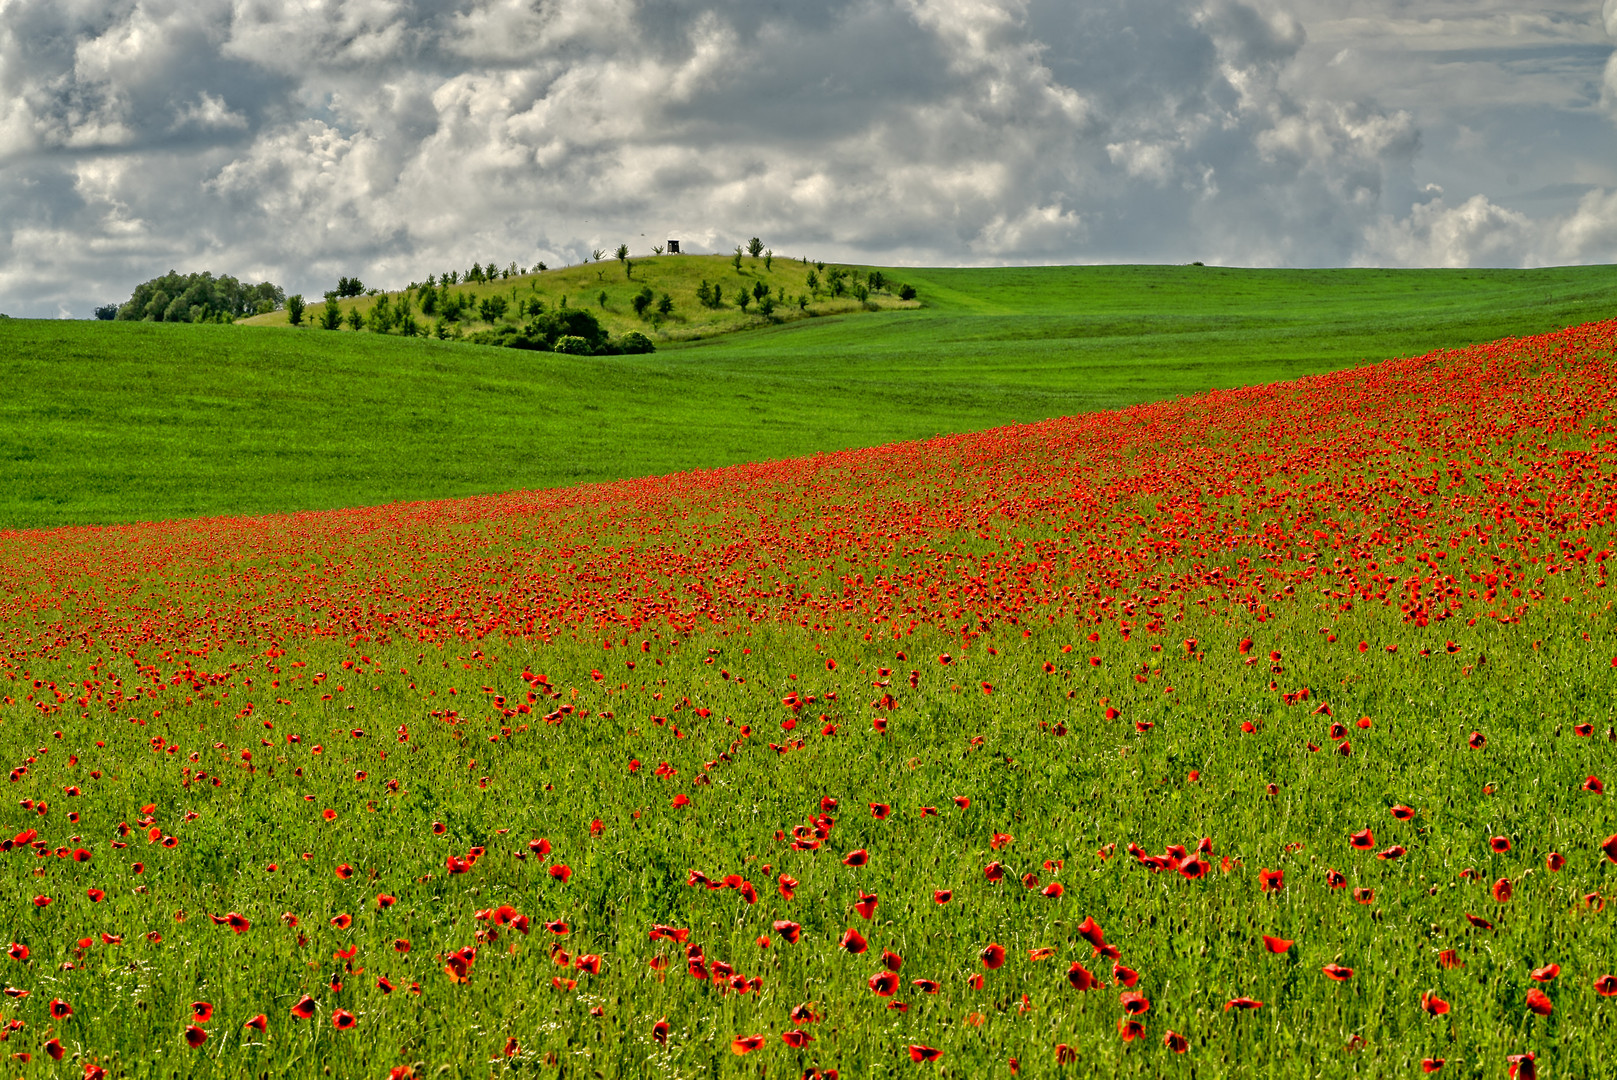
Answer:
1;0;1614;317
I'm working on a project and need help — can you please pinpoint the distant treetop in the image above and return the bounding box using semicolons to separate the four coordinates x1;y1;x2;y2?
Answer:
116;271;284;323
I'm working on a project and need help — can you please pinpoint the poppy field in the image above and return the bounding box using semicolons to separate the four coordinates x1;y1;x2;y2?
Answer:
3;319;1617;1078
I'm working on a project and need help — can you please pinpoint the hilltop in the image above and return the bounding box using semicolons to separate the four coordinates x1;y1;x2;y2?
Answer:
240;253;919;344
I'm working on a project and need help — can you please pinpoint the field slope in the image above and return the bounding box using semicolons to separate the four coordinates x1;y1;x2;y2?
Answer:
3;263;1615;529
1;320;1615;1077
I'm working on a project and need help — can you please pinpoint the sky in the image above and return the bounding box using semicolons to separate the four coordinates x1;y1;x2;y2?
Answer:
1;0;1615;317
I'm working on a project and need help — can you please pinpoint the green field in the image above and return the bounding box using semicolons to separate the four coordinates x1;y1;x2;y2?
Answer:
2;263;1614;529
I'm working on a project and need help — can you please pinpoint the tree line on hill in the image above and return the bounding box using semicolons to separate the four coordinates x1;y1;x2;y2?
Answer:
103;271;286;323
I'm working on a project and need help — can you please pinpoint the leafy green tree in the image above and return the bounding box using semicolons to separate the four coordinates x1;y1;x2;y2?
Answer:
591;249;606;262
524;297;546;318
614;244;629;265
696;280;715;308
93;304;117;320
554;335;591;354
320;296;343;330
286;294;306;326
758;295;774;316
652;245;664;256
632;285;654;317
737;290;751;313
852;283;869;303
597;290;608;309
732;247;743;272
868;270;885;291
747;237;764;259
898;283;917;301
368;294;392;332
419;285;438;316
346;308;363;331
752;280;769;302
618;331;655;354
115;271;283;322
763;249;772;272
656;293;673;317
713;283;723;308
805;270;818;294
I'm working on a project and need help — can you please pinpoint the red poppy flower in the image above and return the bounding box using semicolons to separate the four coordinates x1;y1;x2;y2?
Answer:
290;995;317;1019
1112;962;1138;987
1076;916;1107;950
1322;964;1354;981
184;1025;207;1048
953;796;970;809
908;1045;942;1062
1466;913;1494;931
1492;878;1514;903
1525;988;1552;1016
393;938;411;952
44;1037;64;1060
1529;963;1559;982
911;978;940;994
1225;997;1263;1011
930;888;952;904
868;971;899;996
869;803;891;819
32;896;50;907
575;953;601;975
330;914;352;930
1594;974;1617;996
1468;731;1486;749
854;892;878;919
730;1034;766;1055
983;861;1005;882
1508;1051;1537;1080
1489;836;1511;853
48;998;71;1018
772;920;801;944
1117;1017;1145;1041
1065;961;1098;991
6;944;26;962
780;1029;814;1048
192;1002;214;1022
1258;868;1283;892
1349;828;1375;850
1421;992;1450;1015
1546;852;1566;871
1163;1030;1189;1053
1585;775;1605;794
1262;935;1294;954
1422;1059;1445;1073
244;1014;267;1032
1179;857;1208;880
331;1009;357;1029
980;943;1006;970
86;888;104;902
1604;833;1617;863
1119;990;1151;1015
1377;845;1406;861
377;894;396;909
1041;881;1066;897
1325;868;1347;888
1437;949;1464;969
549;864;572;882
840;928;867;954
842;849;868;867
881;949;903;972
1391;803;1416;819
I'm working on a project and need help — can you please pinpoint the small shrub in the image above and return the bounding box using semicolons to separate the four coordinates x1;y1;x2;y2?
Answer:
554;335;591;354
618;331;655;354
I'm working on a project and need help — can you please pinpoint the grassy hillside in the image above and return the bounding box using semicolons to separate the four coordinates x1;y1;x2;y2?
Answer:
4;263;1616;529
240;254;918;342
